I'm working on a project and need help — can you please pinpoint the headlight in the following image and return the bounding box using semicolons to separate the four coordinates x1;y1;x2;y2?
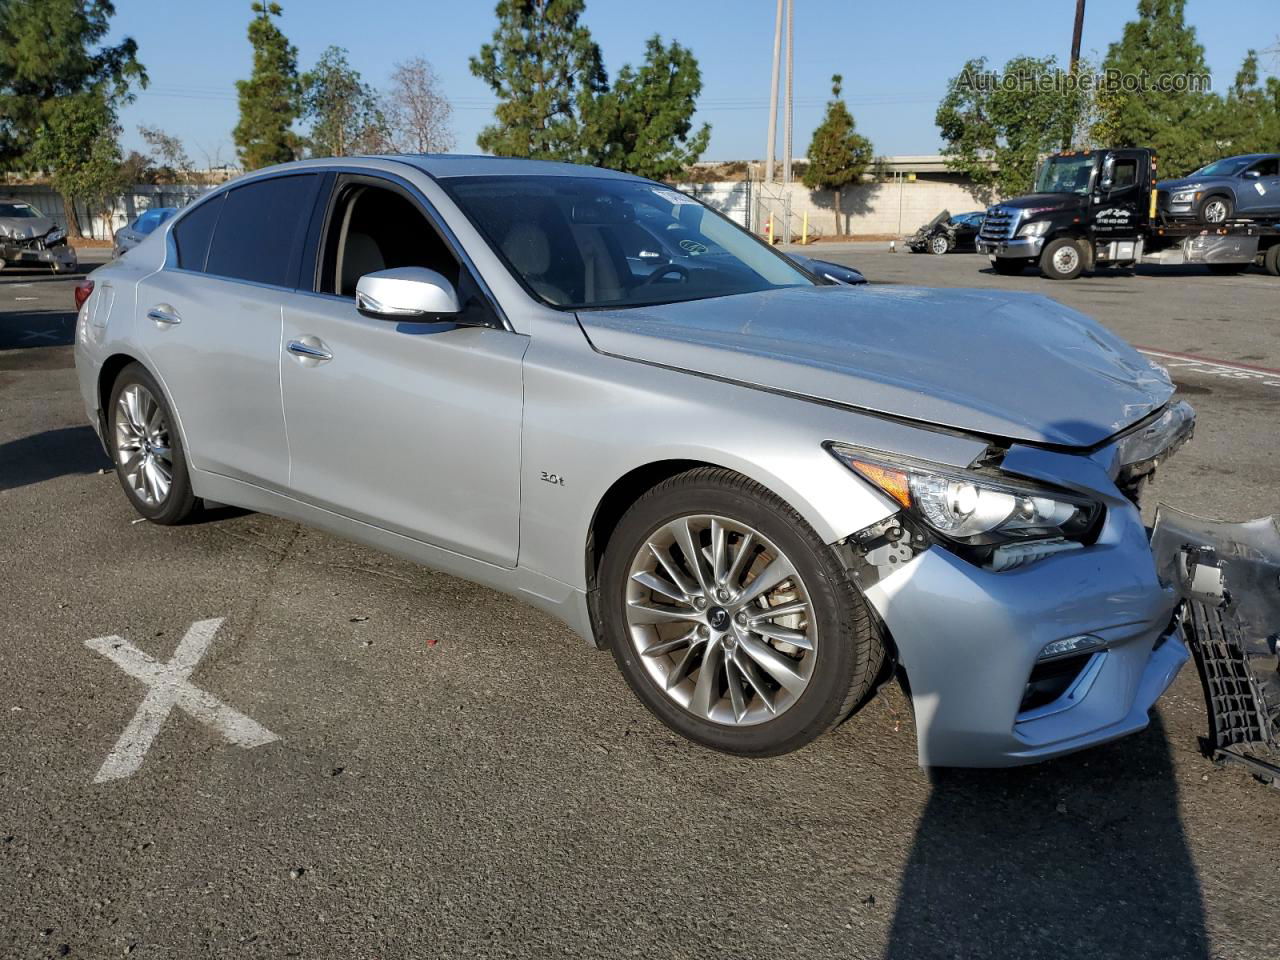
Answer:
44;228;66;244
1017;220;1051;238
828;444;1100;546
1170;191;1197;204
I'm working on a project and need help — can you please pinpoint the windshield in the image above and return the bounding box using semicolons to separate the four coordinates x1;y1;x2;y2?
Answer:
0;202;40;218
1033;156;1095;195
134;208;175;234
440;175;813;309
1193;157;1252;178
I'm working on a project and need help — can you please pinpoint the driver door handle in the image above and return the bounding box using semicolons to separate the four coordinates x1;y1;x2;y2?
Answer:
286;339;334;362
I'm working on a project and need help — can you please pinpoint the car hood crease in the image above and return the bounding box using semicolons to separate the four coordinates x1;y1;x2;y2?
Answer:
576;286;1174;447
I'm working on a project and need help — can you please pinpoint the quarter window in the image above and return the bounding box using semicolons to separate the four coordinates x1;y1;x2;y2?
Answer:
172;194;223;272
204;174;318;287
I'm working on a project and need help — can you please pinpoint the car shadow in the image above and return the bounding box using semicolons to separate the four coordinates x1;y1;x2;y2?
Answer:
0;425;110;491
884;713;1208;960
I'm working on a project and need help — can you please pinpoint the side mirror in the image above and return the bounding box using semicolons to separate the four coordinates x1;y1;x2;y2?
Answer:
1242;169;1261;179
355;267;461;321
1099;155;1115;192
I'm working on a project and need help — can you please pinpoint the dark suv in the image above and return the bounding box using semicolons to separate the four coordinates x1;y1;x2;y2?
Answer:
1158;153;1280;224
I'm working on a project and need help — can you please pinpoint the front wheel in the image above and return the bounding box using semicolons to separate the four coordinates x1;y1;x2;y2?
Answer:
928;234;951;256
1040;238;1085;280
597;468;882;757
1198;195;1233;224
108;363;198;525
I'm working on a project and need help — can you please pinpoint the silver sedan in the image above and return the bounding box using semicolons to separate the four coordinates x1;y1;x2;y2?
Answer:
74;156;1196;766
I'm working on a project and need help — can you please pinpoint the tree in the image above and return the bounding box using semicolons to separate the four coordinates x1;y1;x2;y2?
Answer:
469;0;606;161
233;2;301;170
936;55;1086;202
0;0;145;232
139;125;194;181
1214;51;1280;157
802;75;873;235
301;46;389;157
386;57;455;154
1102;0;1215;176
587;35;710;180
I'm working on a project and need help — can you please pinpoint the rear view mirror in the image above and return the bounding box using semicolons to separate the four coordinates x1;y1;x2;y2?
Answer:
355;267;461;321
1099;155;1115;192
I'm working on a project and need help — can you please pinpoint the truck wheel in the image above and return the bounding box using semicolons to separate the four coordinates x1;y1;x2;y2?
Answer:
928;234;951;256
1198;195;1233;224
1040;238;1085;280
990;258;1030;276
1263;245;1280;277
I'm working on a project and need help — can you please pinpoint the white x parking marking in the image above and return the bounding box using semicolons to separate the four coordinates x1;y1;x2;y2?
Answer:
85;618;279;783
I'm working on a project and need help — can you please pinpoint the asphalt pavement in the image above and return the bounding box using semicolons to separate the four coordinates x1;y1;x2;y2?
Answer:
2;247;1277;959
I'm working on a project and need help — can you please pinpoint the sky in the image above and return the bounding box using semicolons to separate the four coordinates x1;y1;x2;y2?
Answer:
109;0;1280;167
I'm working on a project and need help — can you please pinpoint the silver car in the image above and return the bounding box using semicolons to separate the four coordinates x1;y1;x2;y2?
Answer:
73;156;1196;767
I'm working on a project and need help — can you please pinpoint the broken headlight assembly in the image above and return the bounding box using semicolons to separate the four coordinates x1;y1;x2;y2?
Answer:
828;443;1101;570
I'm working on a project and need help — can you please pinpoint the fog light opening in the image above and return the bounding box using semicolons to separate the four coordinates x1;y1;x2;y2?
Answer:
1037;633;1104;662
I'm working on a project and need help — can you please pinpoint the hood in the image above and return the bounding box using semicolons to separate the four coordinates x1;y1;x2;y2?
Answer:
576;286;1174;447
994;193;1086;213
1157;176;1213;192
0;215;56;241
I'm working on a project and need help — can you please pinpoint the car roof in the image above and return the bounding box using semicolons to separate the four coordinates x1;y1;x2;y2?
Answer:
1219;153;1280;162
379;154;645;182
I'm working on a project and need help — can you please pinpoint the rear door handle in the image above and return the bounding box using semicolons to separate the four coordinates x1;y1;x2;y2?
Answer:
146;305;181;325
286;339;333;362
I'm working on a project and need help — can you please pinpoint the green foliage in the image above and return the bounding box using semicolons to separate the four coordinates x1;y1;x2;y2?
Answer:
139;125;194;181
587;35;710;180
470;0;606;161
302;46;389;157
1101;0;1215;176
1213;50;1280;157
233;2;301;170
936;55;1086;201
0;0;144;232
802;75;873;231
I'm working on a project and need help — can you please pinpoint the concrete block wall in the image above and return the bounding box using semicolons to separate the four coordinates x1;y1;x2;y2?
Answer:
757;179;993;238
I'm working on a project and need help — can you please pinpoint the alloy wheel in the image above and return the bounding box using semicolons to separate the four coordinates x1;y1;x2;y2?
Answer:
115;383;174;507
1203;200;1228;223
624;514;817;726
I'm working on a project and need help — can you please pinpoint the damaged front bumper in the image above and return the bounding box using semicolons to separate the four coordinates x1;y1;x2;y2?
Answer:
0;237;77;271
1151;507;1280;786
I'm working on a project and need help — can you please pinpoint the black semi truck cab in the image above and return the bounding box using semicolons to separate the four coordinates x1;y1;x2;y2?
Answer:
976;148;1280;280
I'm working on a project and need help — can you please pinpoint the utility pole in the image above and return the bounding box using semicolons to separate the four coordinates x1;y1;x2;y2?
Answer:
1069;0;1086;72
782;0;794;186
764;0;783;183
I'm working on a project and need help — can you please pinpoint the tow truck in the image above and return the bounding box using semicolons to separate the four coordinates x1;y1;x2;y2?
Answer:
976;148;1280;280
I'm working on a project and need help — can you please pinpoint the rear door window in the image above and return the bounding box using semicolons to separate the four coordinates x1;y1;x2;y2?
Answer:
204;174;319;287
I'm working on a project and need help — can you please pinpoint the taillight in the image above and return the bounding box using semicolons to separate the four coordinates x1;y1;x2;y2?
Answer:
74;278;94;310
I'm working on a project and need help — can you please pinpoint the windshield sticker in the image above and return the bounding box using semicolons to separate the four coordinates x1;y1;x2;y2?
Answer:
652;187;698;206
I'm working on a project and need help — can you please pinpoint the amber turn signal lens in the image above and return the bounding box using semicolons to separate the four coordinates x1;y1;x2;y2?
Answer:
848;460;912;508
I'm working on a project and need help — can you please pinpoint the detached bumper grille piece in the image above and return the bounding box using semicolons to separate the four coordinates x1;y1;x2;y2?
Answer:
1151;507;1280;788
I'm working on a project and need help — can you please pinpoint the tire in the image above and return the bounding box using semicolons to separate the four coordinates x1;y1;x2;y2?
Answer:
107;362;198;525
1198;195;1233;224
1039;237;1085;280
597;467;883;757
1262;244;1280;277
990;257;1030;275
928;234;951;256
1206;262;1248;275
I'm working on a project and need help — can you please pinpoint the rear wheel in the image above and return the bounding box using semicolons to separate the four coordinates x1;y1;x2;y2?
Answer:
990;257;1030;275
1039;238;1085;280
1262;244;1280;277
597;468;882;757
1198;195;1233;224
108;363;197;525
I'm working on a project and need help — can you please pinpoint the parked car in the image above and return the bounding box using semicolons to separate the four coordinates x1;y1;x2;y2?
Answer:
906;210;984;254
76;156;1200;767
0;198;77;273
1158;153;1280;224
113;207;178;258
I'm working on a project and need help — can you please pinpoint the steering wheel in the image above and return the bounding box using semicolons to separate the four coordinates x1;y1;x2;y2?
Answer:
642;264;690;285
